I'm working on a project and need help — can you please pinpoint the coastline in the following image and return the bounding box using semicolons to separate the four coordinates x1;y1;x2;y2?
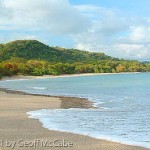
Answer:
0;87;149;150
0;87;94;109
1;72;141;81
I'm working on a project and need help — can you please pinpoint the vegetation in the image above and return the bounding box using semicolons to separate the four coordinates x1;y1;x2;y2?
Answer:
0;40;115;63
0;40;150;78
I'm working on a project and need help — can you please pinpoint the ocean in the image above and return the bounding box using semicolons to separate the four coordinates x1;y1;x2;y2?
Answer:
0;73;150;148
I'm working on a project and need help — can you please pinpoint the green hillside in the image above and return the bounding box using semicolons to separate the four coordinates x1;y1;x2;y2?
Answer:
0;40;114;63
0;40;150;78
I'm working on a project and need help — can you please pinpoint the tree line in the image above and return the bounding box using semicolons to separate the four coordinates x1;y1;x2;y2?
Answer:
0;57;150;79
0;40;150;79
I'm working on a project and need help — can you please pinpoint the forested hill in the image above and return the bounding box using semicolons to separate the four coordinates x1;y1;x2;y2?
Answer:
0;40;115;63
0;40;150;78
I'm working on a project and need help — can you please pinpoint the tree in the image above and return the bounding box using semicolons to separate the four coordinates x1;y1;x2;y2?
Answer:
116;64;126;72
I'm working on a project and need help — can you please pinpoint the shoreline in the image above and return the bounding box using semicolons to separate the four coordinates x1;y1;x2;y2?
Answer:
1;72;141;81
0;87;149;150
0;87;94;109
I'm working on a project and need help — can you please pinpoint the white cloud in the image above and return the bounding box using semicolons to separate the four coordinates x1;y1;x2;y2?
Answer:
73;4;150;59
0;1;150;59
113;44;150;59
127;26;150;44
0;0;91;34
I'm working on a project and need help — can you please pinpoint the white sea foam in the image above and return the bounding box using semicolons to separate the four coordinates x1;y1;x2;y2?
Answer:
30;87;47;90
2;79;18;82
27;109;150;149
3;79;29;81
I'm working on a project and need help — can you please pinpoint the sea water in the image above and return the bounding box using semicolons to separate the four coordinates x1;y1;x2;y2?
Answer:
0;73;150;148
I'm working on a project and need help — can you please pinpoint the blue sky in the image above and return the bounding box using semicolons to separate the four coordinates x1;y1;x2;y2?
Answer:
0;0;150;59
71;0;150;16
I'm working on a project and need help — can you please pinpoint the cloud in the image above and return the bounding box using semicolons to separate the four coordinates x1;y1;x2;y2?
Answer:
124;26;150;44
74;4;150;59
0;0;91;34
112;44;150;59
0;1;150;59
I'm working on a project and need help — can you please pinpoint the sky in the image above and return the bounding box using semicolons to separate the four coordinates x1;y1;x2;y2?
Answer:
0;0;150;60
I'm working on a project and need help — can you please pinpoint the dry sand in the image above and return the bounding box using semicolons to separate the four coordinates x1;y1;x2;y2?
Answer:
0;90;149;150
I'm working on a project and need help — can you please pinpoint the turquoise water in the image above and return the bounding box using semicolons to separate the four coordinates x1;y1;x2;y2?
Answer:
0;73;150;148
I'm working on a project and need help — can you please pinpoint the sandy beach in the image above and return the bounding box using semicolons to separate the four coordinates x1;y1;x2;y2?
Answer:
0;89;149;150
1;72;140;81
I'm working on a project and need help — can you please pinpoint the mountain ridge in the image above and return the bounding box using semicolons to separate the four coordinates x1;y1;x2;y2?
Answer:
0;40;115;63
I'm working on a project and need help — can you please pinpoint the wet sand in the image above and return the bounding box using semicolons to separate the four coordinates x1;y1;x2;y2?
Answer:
0;89;149;150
